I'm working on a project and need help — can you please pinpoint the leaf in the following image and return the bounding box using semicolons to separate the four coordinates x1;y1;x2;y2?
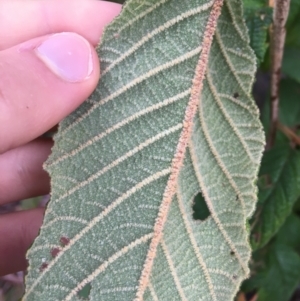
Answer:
285;8;300;48
244;6;273;63
241;269;266;294
286;0;300;30
282;48;300;83
24;0;264;300
251;144;300;250
242;213;300;294
256;244;300;301
278;78;300;126
260;78;300;146
276;213;300;253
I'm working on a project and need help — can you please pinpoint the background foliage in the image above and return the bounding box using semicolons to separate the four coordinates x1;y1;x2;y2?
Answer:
242;0;300;299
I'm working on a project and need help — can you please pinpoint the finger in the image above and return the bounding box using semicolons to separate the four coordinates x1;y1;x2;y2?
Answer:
0;208;44;276
0;0;121;50
0;139;52;204
0;32;99;153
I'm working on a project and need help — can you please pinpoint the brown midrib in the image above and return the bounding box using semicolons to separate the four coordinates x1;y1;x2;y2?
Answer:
134;0;225;299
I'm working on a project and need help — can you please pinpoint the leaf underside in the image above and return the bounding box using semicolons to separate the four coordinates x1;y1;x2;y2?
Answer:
24;0;264;300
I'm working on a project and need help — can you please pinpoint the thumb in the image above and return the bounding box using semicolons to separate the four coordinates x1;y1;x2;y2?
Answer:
0;32;100;153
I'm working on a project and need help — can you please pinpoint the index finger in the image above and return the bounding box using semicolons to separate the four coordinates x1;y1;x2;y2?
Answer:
0;0;121;50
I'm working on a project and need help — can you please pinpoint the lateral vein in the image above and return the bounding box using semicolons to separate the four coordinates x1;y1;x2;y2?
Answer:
54;124;182;203
176;189;217;301
188;141;249;274
23;170;170;300
48;90;190;167
161;239;188;301
59;48;201;136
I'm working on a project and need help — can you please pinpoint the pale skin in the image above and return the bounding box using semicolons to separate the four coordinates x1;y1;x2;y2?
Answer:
0;0;121;276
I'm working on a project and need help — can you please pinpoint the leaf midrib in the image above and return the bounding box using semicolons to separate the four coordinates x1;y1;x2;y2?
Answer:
134;0;225;299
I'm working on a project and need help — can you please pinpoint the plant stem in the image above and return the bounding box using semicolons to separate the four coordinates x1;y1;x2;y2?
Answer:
268;0;290;148
249;295;258;301
278;122;300;145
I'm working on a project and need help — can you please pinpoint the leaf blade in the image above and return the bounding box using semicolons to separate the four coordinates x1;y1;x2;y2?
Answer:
24;0;264;300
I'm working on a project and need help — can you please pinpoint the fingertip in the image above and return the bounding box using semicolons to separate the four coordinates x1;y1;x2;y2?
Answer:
34;32;97;83
0;139;52;204
83;0;123;45
0;33;100;153
0;0;122;49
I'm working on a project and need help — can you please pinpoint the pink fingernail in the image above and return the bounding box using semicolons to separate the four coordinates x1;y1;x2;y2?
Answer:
35;32;93;82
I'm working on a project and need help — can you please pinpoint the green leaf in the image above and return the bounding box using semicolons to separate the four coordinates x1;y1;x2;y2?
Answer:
286;0;300;30
243;213;300;293
257;244;300;301
279;78;300;126
260;78;300;147
244;6;273;63
241;270;266;293
282;47;300;83
251;145;300;250
276;213;300;252
24;0;264;300
286;4;300;48
294;197;300;212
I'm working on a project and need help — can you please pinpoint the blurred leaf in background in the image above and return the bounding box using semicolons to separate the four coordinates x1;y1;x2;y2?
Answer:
243;0;273;63
282;0;300;82
244;215;300;301
239;0;300;298
251;144;300;250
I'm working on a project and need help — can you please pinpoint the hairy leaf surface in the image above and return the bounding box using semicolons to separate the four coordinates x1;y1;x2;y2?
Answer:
24;0;264;300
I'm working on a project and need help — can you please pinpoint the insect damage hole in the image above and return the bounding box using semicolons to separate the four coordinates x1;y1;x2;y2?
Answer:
77;283;91;299
192;192;211;221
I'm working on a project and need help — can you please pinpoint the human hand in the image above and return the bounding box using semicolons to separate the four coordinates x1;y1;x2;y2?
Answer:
0;0;121;276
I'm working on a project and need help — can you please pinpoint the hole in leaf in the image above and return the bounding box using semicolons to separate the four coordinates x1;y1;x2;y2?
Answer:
192;192;210;221
233;92;239;98
77;283;91;299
